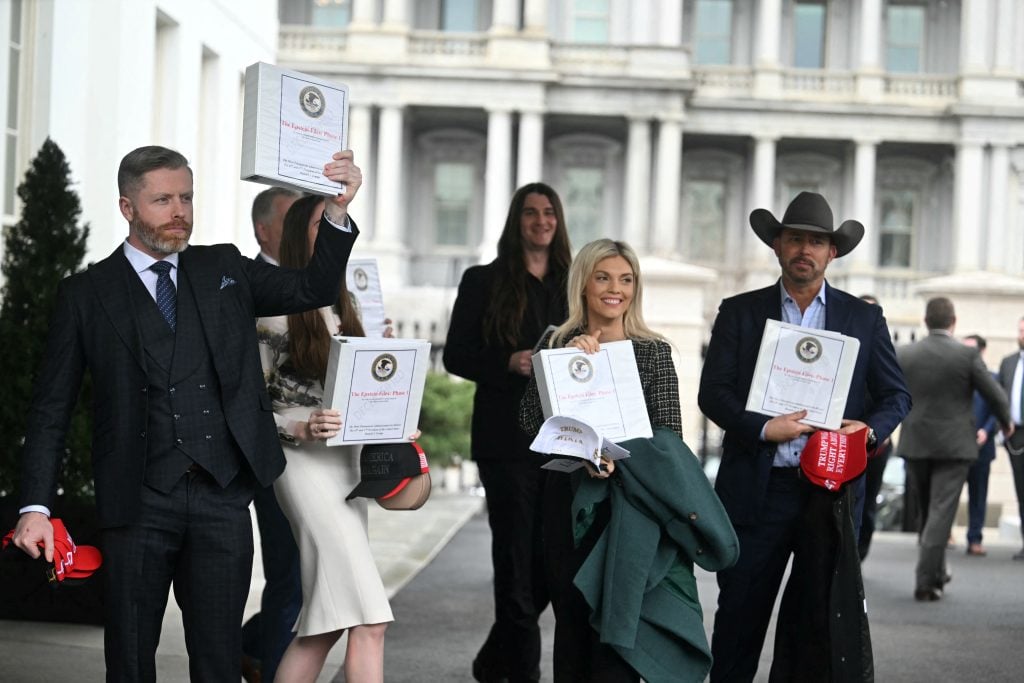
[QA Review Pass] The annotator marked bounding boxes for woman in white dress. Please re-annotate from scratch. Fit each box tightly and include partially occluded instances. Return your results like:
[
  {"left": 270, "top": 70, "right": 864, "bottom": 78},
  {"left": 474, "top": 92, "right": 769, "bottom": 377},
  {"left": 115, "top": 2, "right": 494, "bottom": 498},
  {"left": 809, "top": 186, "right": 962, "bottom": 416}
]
[{"left": 257, "top": 194, "right": 392, "bottom": 683}]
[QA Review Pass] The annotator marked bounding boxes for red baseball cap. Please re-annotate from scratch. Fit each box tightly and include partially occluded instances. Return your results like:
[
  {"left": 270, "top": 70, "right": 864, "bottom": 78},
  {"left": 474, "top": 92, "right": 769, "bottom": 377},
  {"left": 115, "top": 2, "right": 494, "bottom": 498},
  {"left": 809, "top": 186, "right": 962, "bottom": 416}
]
[
  {"left": 2, "top": 517, "right": 103, "bottom": 585},
  {"left": 799, "top": 428, "right": 868, "bottom": 491}
]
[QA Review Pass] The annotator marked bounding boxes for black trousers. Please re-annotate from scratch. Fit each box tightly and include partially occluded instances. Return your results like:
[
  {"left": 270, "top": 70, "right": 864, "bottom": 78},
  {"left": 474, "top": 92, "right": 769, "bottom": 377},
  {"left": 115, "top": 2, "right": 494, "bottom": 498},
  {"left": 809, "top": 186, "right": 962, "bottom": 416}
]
[
  {"left": 543, "top": 473, "right": 639, "bottom": 683},
  {"left": 102, "top": 468, "right": 256, "bottom": 682},
  {"left": 711, "top": 468, "right": 810, "bottom": 683},
  {"left": 474, "top": 459, "right": 550, "bottom": 683}
]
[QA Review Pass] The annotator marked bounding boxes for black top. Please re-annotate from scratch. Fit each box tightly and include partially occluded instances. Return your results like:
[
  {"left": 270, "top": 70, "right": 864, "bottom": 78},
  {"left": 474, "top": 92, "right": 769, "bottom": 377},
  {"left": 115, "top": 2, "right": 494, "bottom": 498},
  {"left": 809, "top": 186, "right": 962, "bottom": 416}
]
[{"left": 443, "top": 261, "right": 568, "bottom": 461}]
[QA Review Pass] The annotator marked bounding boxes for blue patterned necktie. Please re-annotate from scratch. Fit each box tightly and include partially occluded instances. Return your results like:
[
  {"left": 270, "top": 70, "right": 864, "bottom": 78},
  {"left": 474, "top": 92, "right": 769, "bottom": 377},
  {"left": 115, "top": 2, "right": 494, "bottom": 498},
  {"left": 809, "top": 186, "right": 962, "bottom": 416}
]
[{"left": 150, "top": 260, "right": 177, "bottom": 331}]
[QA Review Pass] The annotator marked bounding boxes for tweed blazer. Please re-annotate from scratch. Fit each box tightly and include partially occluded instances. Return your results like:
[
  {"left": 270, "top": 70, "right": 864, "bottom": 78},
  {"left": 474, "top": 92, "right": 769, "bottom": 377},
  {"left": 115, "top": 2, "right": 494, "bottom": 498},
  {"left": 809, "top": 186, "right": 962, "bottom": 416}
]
[
  {"left": 897, "top": 331, "right": 1009, "bottom": 461},
  {"left": 519, "top": 328, "right": 682, "bottom": 440},
  {"left": 19, "top": 220, "right": 358, "bottom": 527}
]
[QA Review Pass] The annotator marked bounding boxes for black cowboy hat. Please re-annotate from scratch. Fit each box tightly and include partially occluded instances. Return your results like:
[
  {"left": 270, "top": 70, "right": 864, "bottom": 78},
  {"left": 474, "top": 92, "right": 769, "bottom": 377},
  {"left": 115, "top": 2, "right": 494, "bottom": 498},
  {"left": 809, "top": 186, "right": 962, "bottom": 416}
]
[{"left": 749, "top": 191, "right": 864, "bottom": 258}]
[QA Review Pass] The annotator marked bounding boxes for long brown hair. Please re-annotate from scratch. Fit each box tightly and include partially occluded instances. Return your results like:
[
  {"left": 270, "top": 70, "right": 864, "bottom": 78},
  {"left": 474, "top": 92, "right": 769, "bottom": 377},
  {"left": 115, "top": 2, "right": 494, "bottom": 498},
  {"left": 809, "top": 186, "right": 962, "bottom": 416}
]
[
  {"left": 483, "top": 183, "right": 572, "bottom": 346},
  {"left": 279, "top": 195, "right": 365, "bottom": 383}
]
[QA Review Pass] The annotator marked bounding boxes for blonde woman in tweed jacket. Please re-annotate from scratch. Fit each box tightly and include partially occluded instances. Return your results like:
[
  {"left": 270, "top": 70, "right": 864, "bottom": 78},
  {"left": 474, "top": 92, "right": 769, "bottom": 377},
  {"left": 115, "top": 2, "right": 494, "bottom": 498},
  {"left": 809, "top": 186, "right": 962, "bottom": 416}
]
[{"left": 520, "top": 238, "right": 681, "bottom": 682}]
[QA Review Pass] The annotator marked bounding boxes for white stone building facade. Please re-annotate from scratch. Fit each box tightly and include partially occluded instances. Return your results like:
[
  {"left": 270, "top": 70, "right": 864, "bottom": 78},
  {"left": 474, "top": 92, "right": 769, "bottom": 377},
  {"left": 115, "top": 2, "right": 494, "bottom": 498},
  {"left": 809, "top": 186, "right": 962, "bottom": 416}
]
[
  {"left": 0, "top": 0, "right": 280, "bottom": 258},
  {"left": 278, "top": 0, "right": 1024, "bottom": 526},
  {"left": 2, "top": 0, "right": 1024, "bottom": 528}
]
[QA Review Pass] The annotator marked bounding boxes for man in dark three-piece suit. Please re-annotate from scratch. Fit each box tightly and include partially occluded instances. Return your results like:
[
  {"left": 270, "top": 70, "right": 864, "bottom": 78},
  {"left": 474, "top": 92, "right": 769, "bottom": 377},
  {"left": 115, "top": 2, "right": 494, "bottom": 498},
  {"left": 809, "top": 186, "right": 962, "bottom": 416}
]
[
  {"left": 997, "top": 316, "right": 1024, "bottom": 561},
  {"left": 11, "top": 145, "right": 361, "bottom": 680},
  {"left": 897, "top": 298, "right": 1011, "bottom": 603},
  {"left": 699, "top": 192, "right": 912, "bottom": 681}
]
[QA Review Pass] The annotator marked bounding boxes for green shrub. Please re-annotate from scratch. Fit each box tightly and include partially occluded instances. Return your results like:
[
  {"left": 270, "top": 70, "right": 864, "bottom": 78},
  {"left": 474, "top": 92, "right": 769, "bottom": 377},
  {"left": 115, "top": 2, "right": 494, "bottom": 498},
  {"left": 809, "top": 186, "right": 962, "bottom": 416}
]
[
  {"left": 417, "top": 371, "right": 473, "bottom": 469},
  {"left": 0, "top": 138, "right": 91, "bottom": 501}
]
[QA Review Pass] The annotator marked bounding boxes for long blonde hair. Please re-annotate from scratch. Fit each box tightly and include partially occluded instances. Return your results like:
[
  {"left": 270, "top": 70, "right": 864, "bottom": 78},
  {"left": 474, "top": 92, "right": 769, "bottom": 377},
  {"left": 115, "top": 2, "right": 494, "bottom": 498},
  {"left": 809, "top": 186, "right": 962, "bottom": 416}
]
[{"left": 550, "top": 239, "right": 662, "bottom": 347}]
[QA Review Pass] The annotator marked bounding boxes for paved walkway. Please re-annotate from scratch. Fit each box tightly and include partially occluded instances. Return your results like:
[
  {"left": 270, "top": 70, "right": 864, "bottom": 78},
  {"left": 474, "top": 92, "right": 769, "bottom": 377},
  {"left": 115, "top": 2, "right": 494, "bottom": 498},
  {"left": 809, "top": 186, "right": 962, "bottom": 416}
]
[
  {"left": 0, "top": 491, "right": 484, "bottom": 683},
  {"left": 2, "top": 492, "right": 1023, "bottom": 682}
]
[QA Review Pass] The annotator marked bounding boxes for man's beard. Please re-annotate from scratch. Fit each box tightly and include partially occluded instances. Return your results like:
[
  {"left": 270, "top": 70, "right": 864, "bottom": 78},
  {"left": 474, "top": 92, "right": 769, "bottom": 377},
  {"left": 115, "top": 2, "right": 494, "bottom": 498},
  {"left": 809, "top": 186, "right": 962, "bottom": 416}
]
[{"left": 132, "top": 216, "right": 192, "bottom": 255}]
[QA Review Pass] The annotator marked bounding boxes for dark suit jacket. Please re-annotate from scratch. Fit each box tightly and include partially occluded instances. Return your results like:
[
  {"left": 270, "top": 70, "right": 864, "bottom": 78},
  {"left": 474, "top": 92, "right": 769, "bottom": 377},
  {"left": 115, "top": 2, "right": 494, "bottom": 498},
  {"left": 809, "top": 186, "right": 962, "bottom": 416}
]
[
  {"left": 999, "top": 351, "right": 1023, "bottom": 424},
  {"left": 973, "top": 372, "right": 1000, "bottom": 463},
  {"left": 443, "top": 262, "right": 567, "bottom": 461},
  {"left": 698, "top": 281, "right": 912, "bottom": 526},
  {"left": 897, "top": 332, "right": 1009, "bottom": 462},
  {"left": 19, "top": 220, "right": 357, "bottom": 527}
]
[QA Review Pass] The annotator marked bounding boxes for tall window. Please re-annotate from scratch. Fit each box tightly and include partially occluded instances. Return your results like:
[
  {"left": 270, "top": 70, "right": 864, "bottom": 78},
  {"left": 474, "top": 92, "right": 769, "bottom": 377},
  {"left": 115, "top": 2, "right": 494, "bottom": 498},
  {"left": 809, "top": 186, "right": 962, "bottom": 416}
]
[
  {"left": 564, "top": 167, "right": 604, "bottom": 246},
  {"left": 793, "top": 1, "right": 826, "bottom": 69},
  {"left": 571, "top": 0, "right": 610, "bottom": 43},
  {"left": 311, "top": 0, "right": 351, "bottom": 27},
  {"left": 685, "top": 180, "right": 726, "bottom": 262},
  {"left": 4, "top": 0, "right": 22, "bottom": 218},
  {"left": 878, "top": 189, "right": 916, "bottom": 267},
  {"left": 886, "top": 4, "right": 925, "bottom": 73},
  {"left": 442, "top": 0, "right": 477, "bottom": 32},
  {"left": 434, "top": 162, "right": 474, "bottom": 246},
  {"left": 694, "top": 0, "right": 732, "bottom": 65}
]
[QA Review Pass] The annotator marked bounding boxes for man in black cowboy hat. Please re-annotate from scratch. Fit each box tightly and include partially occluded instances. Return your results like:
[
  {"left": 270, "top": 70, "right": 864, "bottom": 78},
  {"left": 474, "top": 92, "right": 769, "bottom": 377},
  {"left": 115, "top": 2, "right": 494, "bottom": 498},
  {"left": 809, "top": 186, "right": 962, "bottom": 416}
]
[{"left": 699, "top": 191, "right": 911, "bottom": 681}]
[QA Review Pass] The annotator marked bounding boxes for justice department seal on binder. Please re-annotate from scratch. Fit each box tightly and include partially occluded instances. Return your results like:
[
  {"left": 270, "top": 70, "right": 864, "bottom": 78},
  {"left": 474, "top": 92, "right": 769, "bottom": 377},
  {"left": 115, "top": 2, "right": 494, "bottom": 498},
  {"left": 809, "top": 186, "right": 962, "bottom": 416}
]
[
  {"left": 568, "top": 355, "right": 594, "bottom": 383},
  {"left": 299, "top": 85, "right": 325, "bottom": 118},
  {"left": 372, "top": 353, "right": 397, "bottom": 382},
  {"left": 795, "top": 336, "right": 823, "bottom": 363}
]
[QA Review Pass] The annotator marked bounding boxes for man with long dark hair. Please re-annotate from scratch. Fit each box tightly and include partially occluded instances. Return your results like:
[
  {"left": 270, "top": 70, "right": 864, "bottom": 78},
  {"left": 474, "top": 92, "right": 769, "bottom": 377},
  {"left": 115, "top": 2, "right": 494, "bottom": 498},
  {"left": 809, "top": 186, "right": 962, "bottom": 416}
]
[{"left": 444, "top": 183, "right": 572, "bottom": 682}]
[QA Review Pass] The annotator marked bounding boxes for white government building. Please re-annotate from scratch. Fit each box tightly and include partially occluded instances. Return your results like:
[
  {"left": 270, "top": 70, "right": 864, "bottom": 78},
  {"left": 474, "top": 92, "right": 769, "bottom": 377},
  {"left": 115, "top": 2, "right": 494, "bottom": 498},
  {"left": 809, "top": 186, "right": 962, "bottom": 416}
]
[{"left": 3, "top": 0, "right": 1024, "bottom": 535}]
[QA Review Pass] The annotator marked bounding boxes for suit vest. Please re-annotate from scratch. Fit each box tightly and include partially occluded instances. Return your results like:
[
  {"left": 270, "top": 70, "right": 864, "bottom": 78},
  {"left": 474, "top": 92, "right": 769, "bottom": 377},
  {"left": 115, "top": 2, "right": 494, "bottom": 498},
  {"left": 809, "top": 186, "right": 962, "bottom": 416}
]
[{"left": 130, "top": 264, "right": 243, "bottom": 492}]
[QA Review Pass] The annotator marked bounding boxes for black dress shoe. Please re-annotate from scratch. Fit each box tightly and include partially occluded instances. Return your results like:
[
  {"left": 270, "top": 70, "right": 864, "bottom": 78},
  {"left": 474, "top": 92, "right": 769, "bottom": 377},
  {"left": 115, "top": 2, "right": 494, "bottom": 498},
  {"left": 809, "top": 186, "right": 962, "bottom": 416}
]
[
  {"left": 1013, "top": 549, "right": 1024, "bottom": 561},
  {"left": 914, "top": 587, "right": 943, "bottom": 602}
]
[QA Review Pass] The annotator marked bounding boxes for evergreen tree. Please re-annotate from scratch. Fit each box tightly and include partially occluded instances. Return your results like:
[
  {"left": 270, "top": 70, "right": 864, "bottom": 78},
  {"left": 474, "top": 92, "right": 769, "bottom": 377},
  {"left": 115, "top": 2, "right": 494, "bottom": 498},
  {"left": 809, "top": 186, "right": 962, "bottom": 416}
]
[{"left": 0, "top": 137, "right": 91, "bottom": 501}]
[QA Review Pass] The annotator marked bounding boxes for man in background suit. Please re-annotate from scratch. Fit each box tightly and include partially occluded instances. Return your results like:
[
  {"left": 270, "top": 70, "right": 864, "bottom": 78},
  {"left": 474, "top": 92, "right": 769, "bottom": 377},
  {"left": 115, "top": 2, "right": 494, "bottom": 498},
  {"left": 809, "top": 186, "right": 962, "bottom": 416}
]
[
  {"left": 253, "top": 186, "right": 301, "bottom": 266},
  {"left": 897, "top": 298, "right": 1011, "bottom": 602},
  {"left": 11, "top": 146, "right": 361, "bottom": 680},
  {"left": 243, "top": 185, "right": 302, "bottom": 683},
  {"left": 700, "top": 192, "right": 911, "bottom": 681},
  {"left": 997, "top": 316, "right": 1024, "bottom": 561},
  {"left": 962, "top": 334, "right": 1000, "bottom": 557}
]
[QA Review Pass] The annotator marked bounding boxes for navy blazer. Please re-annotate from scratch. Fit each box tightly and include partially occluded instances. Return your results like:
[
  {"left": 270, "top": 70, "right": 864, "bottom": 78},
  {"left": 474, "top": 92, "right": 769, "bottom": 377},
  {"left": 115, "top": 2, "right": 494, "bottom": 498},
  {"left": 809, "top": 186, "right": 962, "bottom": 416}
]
[
  {"left": 19, "top": 219, "right": 358, "bottom": 527},
  {"left": 698, "top": 281, "right": 911, "bottom": 525}
]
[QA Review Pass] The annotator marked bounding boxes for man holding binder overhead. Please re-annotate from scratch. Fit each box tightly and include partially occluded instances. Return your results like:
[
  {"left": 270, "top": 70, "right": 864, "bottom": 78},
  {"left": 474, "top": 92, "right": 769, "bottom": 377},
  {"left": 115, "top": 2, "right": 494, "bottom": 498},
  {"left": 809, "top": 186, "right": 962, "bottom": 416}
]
[
  {"left": 11, "top": 146, "right": 361, "bottom": 680},
  {"left": 699, "top": 192, "right": 911, "bottom": 682}
]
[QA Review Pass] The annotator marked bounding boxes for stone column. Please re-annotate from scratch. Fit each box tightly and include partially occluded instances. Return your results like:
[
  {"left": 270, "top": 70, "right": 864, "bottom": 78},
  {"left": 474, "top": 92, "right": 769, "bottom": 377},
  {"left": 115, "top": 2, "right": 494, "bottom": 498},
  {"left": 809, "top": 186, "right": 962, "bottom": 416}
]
[
  {"left": 374, "top": 105, "right": 404, "bottom": 247},
  {"left": 658, "top": 0, "right": 683, "bottom": 46},
  {"left": 348, "top": 104, "right": 374, "bottom": 232},
  {"left": 492, "top": 0, "right": 519, "bottom": 33},
  {"left": 753, "top": 0, "right": 782, "bottom": 97},
  {"left": 481, "top": 109, "right": 513, "bottom": 262},
  {"left": 954, "top": 141, "right": 985, "bottom": 271},
  {"left": 382, "top": 0, "right": 409, "bottom": 26},
  {"left": 351, "top": 0, "right": 378, "bottom": 25},
  {"left": 516, "top": 110, "right": 544, "bottom": 187},
  {"left": 652, "top": 117, "right": 682, "bottom": 254},
  {"left": 624, "top": 117, "right": 652, "bottom": 249},
  {"left": 755, "top": 0, "right": 781, "bottom": 67},
  {"left": 748, "top": 136, "right": 777, "bottom": 262},
  {"left": 994, "top": 0, "right": 1015, "bottom": 73},
  {"left": 523, "top": 0, "right": 548, "bottom": 34},
  {"left": 987, "top": 144, "right": 1010, "bottom": 271},
  {"left": 850, "top": 140, "right": 878, "bottom": 270},
  {"left": 960, "top": 0, "right": 990, "bottom": 75},
  {"left": 856, "top": 0, "right": 883, "bottom": 98}
]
